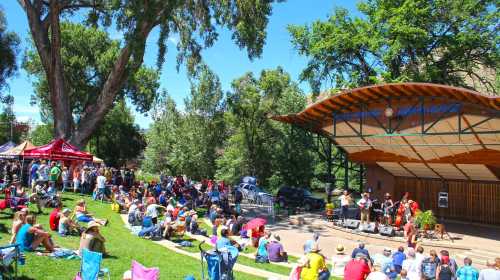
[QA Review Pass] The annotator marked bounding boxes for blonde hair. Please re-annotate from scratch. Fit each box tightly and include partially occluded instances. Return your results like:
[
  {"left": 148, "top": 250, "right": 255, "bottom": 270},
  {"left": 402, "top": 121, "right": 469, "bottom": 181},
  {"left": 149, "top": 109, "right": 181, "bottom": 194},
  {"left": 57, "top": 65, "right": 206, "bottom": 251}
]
[{"left": 26, "top": 215, "right": 36, "bottom": 225}]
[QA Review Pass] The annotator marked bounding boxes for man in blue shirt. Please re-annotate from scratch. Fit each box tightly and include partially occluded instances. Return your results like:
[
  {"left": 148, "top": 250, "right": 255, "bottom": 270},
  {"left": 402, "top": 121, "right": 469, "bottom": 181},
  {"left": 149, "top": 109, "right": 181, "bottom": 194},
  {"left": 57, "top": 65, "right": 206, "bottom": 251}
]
[
  {"left": 392, "top": 246, "right": 406, "bottom": 273},
  {"left": 351, "top": 242, "right": 371, "bottom": 261},
  {"left": 456, "top": 257, "right": 479, "bottom": 280}
]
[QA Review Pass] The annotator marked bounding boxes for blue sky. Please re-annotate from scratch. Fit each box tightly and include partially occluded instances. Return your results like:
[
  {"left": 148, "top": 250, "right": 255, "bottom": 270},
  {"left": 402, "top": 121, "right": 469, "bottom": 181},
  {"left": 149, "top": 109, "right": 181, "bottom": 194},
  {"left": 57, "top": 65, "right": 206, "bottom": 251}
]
[{"left": 2, "top": 0, "right": 361, "bottom": 128}]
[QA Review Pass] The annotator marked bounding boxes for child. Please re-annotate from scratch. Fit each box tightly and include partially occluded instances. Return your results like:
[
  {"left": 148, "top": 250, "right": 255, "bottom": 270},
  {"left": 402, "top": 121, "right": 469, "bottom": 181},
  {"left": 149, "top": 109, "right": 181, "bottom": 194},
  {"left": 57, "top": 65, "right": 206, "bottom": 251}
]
[{"left": 400, "top": 269, "right": 409, "bottom": 280}]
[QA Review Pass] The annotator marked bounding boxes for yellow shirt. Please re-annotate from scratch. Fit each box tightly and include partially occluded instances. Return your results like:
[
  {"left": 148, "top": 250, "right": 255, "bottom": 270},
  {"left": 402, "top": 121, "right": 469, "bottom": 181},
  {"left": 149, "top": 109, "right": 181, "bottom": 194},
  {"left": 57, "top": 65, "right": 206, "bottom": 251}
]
[{"left": 300, "top": 253, "right": 326, "bottom": 280}]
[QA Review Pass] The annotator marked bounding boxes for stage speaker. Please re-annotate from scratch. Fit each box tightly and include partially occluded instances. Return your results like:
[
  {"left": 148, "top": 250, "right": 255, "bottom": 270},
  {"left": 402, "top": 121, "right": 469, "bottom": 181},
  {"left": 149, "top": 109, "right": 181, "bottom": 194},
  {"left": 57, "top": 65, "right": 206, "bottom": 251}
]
[
  {"left": 379, "top": 225, "right": 395, "bottom": 237},
  {"left": 362, "top": 222, "right": 378, "bottom": 234},
  {"left": 344, "top": 219, "right": 360, "bottom": 229}
]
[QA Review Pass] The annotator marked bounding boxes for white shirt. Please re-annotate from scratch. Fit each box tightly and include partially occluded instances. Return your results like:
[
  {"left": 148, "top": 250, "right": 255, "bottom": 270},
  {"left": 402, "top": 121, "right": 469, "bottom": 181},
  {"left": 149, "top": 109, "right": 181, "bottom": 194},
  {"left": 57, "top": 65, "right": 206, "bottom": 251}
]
[
  {"left": 340, "top": 195, "right": 350, "bottom": 207},
  {"left": 331, "top": 254, "right": 350, "bottom": 277},
  {"left": 402, "top": 258, "right": 421, "bottom": 280},
  {"left": 128, "top": 204, "right": 138, "bottom": 215},
  {"left": 146, "top": 204, "right": 160, "bottom": 218},
  {"left": 357, "top": 198, "right": 372, "bottom": 209},
  {"left": 97, "top": 175, "right": 106, "bottom": 189},
  {"left": 367, "top": 271, "right": 389, "bottom": 280},
  {"left": 479, "top": 268, "right": 500, "bottom": 280}
]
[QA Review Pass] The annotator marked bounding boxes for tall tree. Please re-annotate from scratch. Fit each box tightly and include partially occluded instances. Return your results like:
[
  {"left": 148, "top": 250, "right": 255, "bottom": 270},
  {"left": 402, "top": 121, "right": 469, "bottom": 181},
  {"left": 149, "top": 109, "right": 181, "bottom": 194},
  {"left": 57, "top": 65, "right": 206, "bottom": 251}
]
[
  {"left": 217, "top": 67, "right": 312, "bottom": 188},
  {"left": 24, "top": 22, "right": 158, "bottom": 124},
  {"left": 17, "top": 0, "right": 277, "bottom": 148},
  {"left": 142, "top": 93, "right": 181, "bottom": 175},
  {"left": 0, "top": 7, "right": 19, "bottom": 96},
  {"left": 91, "top": 101, "right": 145, "bottom": 167},
  {"left": 288, "top": 0, "right": 499, "bottom": 94}
]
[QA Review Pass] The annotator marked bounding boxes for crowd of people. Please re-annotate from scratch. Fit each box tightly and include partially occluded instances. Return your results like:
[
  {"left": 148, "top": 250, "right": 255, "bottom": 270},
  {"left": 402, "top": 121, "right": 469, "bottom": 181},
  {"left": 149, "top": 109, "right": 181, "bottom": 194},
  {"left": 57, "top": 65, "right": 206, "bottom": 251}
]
[
  {"left": 1, "top": 159, "right": 499, "bottom": 280},
  {"left": 290, "top": 235, "right": 500, "bottom": 280}
]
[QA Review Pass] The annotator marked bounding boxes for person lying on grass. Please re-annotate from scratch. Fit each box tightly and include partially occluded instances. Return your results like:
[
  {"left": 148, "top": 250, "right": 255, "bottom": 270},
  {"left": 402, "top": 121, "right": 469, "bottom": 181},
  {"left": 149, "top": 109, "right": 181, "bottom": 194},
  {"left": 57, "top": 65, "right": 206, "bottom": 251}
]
[
  {"left": 74, "top": 199, "right": 108, "bottom": 225},
  {"left": 59, "top": 208, "right": 82, "bottom": 236},
  {"left": 78, "top": 221, "right": 106, "bottom": 256},
  {"left": 10, "top": 208, "right": 28, "bottom": 244},
  {"left": 16, "top": 214, "right": 55, "bottom": 252}
]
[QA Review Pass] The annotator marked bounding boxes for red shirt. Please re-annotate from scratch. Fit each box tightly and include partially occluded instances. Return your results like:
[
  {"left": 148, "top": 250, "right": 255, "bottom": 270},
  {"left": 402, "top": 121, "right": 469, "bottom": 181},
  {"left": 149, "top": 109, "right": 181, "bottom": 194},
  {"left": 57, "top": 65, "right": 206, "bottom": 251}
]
[
  {"left": 49, "top": 208, "right": 61, "bottom": 231},
  {"left": 344, "top": 259, "right": 370, "bottom": 280}
]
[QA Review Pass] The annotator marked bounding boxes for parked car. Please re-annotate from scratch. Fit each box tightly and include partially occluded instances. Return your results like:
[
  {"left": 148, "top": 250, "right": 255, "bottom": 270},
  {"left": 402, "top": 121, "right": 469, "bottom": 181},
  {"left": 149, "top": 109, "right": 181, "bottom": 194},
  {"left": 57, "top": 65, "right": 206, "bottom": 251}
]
[
  {"left": 276, "top": 186, "right": 325, "bottom": 211},
  {"left": 235, "top": 183, "right": 271, "bottom": 204}
]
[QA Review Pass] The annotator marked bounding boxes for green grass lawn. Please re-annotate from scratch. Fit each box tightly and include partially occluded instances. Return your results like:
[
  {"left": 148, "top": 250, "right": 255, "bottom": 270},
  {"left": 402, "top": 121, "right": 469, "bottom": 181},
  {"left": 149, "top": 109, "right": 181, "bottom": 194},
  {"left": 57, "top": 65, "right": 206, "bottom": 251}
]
[{"left": 0, "top": 193, "right": 264, "bottom": 280}]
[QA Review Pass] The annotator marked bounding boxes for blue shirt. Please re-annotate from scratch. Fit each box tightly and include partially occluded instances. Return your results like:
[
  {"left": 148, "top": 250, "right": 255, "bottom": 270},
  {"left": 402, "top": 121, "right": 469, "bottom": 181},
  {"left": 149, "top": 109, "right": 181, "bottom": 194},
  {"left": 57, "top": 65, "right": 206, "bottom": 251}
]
[
  {"left": 351, "top": 247, "right": 371, "bottom": 260},
  {"left": 304, "top": 239, "right": 315, "bottom": 254},
  {"left": 392, "top": 251, "right": 406, "bottom": 266},
  {"left": 257, "top": 238, "right": 269, "bottom": 257},
  {"left": 16, "top": 224, "right": 33, "bottom": 251},
  {"left": 216, "top": 237, "right": 231, "bottom": 250},
  {"left": 456, "top": 265, "right": 479, "bottom": 280}
]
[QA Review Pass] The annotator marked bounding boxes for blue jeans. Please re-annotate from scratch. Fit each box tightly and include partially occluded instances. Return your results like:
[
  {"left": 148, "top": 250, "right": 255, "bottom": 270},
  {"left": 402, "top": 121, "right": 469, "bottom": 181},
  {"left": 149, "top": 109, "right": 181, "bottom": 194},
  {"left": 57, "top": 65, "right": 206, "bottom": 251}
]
[
  {"left": 319, "top": 270, "right": 330, "bottom": 280},
  {"left": 62, "top": 180, "right": 70, "bottom": 192}
]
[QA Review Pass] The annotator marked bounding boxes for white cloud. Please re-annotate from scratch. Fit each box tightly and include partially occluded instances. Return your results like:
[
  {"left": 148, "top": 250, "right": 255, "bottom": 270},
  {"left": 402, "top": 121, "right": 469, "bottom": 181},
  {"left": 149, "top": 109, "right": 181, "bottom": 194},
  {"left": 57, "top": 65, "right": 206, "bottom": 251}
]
[{"left": 16, "top": 116, "right": 31, "bottom": 122}]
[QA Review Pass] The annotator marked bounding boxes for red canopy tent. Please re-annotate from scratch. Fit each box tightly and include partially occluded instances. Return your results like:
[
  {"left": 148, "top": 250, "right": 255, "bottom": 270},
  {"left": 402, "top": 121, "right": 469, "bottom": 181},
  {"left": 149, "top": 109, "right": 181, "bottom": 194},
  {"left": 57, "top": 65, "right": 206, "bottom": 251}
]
[{"left": 23, "top": 138, "right": 93, "bottom": 161}]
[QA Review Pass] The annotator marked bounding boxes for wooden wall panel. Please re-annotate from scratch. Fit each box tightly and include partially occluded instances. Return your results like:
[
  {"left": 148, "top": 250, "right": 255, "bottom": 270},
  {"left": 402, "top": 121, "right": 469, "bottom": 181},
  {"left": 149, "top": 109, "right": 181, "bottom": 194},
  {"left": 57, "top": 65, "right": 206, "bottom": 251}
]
[{"left": 394, "top": 177, "right": 500, "bottom": 224}]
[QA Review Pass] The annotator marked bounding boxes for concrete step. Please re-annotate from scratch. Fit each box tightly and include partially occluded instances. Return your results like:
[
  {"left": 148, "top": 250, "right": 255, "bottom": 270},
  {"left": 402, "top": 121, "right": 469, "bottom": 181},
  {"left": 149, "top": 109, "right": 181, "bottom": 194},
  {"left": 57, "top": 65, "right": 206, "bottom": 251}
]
[{"left": 456, "top": 253, "right": 488, "bottom": 266}]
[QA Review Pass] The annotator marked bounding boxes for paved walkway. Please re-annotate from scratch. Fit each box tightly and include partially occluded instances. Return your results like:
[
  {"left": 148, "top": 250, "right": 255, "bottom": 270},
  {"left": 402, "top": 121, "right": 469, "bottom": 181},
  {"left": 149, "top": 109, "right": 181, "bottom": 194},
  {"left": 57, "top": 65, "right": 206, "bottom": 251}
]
[{"left": 119, "top": 215, "right": 289, "bottom": 280}]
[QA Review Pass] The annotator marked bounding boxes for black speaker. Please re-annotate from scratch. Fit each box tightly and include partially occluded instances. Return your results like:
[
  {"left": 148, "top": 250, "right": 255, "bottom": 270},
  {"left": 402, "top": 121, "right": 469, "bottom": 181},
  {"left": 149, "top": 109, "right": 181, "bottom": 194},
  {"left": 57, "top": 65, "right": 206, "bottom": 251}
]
[
  {"left": 344, "top": 219, "right": 360, "bottom": 229},
  {"left": 379, "top": 225, "right": 395, "bottom": 237},
  {"left": 362, "top": 222, "right": 378, "bottom": 234}
]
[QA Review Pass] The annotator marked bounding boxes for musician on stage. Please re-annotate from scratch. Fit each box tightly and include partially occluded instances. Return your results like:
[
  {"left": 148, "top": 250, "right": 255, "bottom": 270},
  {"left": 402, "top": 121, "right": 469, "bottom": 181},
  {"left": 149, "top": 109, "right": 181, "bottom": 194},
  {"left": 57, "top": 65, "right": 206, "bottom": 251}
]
[
  {"left": 357, "top": 192, "right": 372, "bottom": 230},
  {"left": 382, "top": 193, "right": 394, "bottom": 225}
]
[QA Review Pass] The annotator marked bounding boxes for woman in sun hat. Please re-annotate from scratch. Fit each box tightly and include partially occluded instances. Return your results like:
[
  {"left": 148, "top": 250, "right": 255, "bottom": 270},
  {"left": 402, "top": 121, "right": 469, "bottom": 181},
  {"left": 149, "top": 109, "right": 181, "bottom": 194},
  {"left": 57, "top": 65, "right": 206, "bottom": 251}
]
[
  {"left": 331, "top": 244, "right": 351, "bottom": 277},
  {"left": 78, "top": 221, "right": 106, "bottom": 255}
]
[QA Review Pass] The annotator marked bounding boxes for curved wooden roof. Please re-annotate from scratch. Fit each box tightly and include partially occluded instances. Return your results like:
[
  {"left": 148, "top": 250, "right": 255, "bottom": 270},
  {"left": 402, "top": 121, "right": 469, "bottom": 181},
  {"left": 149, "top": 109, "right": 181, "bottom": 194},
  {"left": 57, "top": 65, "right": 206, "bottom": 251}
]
[
  {"left": 273, "top": 83, "right": 500, "bottom": 126},
  {"left": 272, "top": 83, "right": 500, "bottom": 182}
]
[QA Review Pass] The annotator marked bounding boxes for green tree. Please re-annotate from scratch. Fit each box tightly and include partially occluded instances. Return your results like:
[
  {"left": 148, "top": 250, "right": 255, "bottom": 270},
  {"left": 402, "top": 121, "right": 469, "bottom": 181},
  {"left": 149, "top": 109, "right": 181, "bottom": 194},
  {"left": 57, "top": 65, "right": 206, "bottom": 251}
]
[
  {"left": 24, "top": 22, "right": 159, "bottom": 127},
  {"left": 29, "top": 123, "right": 54, "bottom": 146},
  {"left": 288, "top": 0, "right": 499, "bottom": 94},
  {"left": 17, "top": 0, "right": 277, "bottom": 148},
  {"left": 90, "top": 101, "right": 145, "bottom": 167},
  {"left": 217, "top": 67, "right": 313, "bottom": 188},
  {"left": 142, "top": 93, "right": 181, "bottom": 175},
  {"left": 0, "top": 7, "right": 19, "bottom": 97},
  {"left": 171, "top": 66, "right": 226, "bottom": 180}
]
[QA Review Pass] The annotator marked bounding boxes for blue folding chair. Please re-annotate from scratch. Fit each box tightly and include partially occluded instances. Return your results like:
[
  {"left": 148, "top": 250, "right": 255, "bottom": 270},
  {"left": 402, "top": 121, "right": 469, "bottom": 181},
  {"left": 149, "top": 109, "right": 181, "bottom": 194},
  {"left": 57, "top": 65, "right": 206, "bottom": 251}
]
[
  {"left": 0, "top": 244, "right": 21, "bottom": 280},
  {"left": 77, "top": 249, "right": 110, "bottom": 280}
]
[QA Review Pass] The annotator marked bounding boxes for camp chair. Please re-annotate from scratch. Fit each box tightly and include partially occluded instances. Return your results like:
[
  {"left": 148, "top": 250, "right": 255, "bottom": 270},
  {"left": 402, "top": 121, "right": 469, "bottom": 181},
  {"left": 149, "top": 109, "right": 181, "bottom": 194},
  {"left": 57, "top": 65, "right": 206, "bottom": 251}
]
[
  {"left": 74, "top": 249, "right": 110, "bottom": 280},
  {"left": 0, "top": 244, "right": 20, "bottom": 279},
  {"left": 131, "top": 260, "right": 160, "bottom": 280}
]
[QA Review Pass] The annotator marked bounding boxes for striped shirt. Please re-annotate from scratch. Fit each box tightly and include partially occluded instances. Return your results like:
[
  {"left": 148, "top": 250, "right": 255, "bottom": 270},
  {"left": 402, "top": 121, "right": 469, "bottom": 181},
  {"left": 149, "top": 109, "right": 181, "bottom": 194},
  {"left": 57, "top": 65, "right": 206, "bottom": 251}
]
[{"left": 456, "top": 265, "right": 479, "bottom": 280}]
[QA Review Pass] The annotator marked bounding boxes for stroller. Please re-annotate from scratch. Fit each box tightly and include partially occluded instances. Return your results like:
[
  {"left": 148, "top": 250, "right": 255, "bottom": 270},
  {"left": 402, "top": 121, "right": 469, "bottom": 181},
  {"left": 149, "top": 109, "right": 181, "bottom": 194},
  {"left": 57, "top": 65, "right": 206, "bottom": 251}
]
[{"left": 199, "top": 242, "right": 238, "bottom": 280}]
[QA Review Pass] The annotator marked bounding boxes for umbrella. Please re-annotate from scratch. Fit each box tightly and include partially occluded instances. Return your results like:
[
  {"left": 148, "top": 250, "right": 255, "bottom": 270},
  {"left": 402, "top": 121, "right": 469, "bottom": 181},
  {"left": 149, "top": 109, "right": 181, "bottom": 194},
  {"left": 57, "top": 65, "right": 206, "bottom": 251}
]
[
  {"left": 0, "top": 141, "right": 16, "bottom": 153},
  {"left": 243, "top": 217, "right": 267, "bottom": 230}
]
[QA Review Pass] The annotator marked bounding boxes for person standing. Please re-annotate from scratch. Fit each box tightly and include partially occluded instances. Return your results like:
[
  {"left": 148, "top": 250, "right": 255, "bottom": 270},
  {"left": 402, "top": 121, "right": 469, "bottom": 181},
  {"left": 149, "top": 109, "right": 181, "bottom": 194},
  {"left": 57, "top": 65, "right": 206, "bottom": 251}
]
[
  {"left": 339, "top": 190, "right": 351, "bottom": 223},
  {"left": 383, "top": 193, "right": 394, "bottom": 225},
  {"left": 73, "top": 166, "right": 81, "bottom": 193},
  {"left": 456, "top": 257, "right": 479, "bottom": 280},
  {"left": 61, "top": 166, "right": 70, "bottom": 192},
  {"left": 29, "top": 160, "right": 40, "bottom": 191},
  {"left": 478, "top": 259, "right": 500, "bottom": 280},
  {"left": 436, "top": 256, "right": 454, "bottom": 280},
  {"left": 49, "top": 162, "right": 61, "bottom": 190},
  {"left": 404, "top": 217, "right": 417, "bottom": 248},
  {"left": 357, "top": 192, "right": 372, "bottom": 230}
]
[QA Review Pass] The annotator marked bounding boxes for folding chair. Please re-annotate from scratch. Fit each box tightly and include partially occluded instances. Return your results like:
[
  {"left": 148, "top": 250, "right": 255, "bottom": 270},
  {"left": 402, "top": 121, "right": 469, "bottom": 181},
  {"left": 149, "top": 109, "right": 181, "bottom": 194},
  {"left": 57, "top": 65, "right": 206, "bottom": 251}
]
[
  {"left": 0, "top": 244, "right": 20, "bottom": 280},
  {"left": 131, "top": 260, "right": 159, "bottom": 280},
  {"left": 74, "top": 249, "right": 110, "bottom": 280}
]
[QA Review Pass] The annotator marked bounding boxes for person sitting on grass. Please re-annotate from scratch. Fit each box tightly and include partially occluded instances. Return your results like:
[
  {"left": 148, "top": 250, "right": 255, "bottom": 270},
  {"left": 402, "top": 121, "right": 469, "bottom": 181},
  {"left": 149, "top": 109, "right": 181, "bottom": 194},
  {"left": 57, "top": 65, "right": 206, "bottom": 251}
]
[
  {"left": 216, "top": 228, "right": 232, "bottom": 250},
  {"left": 74, "top": 199, "right": 107, "bottom": 226},
  {"left": 16, "top": 215, "right": 55, "bottom": 252},
  {"left": 267, "top": 234, "right": 288, "bottom": 263},
  {"left": 48, "top": 207, "right": 61, "bottom": 232},
  {"left": 300, "top": 242, "right": 330, "bottom": 280},
  {"left": 10, "top": 209, "right": 28, "bottom": 244},
  {"left": 58, "top": 208, "right": 82, "bottom": 236},
  {"left": 255, "top": 231, "right": 271, "bottom": 263},
  {"left": 78, "top": 221, "right": 106, "bottom": 256}
]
